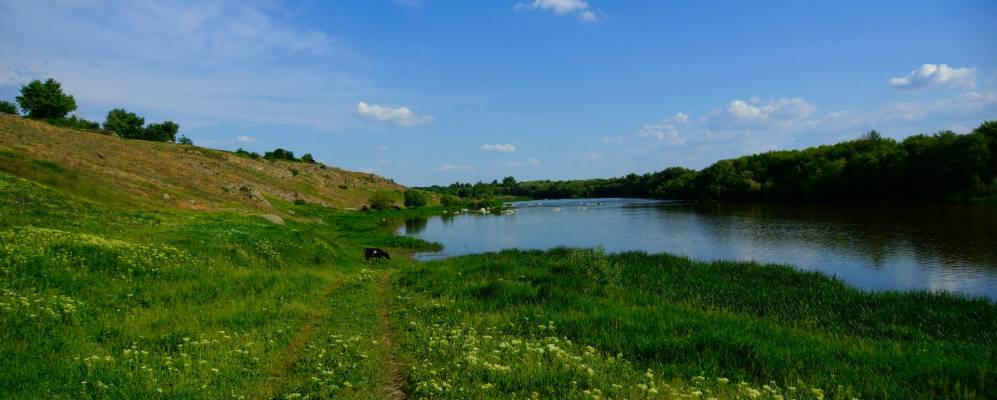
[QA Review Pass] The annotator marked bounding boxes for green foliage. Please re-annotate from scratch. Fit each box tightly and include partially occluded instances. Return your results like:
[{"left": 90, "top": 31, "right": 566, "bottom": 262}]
[
  {"left": 300, "top": 153, "right": 316, "bottom": 163},
  {"left": 177, "top": 135, "right": 193, "bottom": 145},
  {"left": 396, "top": 248, "right": 997, "bottom": 399},
  {"left": 368, "top": 191, "right": 395, "bottom": 210},
  {"left": 44, "top": 115, "right": 101, "bottom": 131},
  {"left": 263, "top": 148, "right": 298, "bottom": 162},
  {"left": 403, "top": 190, "right": 429, "bottom": 208},
  {"left": 103, "top": 108, "right": 145, "bottom": 139},
  {"left": 16, "top": 78, "right": 77, "bottom": 119},
  {"left": 422, "top": 121, "right": 997, "bottom": 202},
  {"left": 235, "top": 148, "right": 260, "bottom": 159},
  {"left": 144, "top": 120, "right": 179, "bottom": 142},
  {"left": 440, "top": 194, "right": 461, "bottom": 207},
  {"left": 0, "top": 100, "right": 17, "bottom": 115}
]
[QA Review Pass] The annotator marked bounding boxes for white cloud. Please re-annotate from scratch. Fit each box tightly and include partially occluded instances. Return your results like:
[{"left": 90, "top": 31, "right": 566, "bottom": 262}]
[
  {"left": 0, "top": 1, "right": 362, "bottom": 132},
  {"left": 355, "top": 101, "right": 433, "bottom": 126},
  {"left": 481, "top": 143, "right": 517, "bottom": 153},
  {"left": 722, "top": 98, "right": 814, "bottom": 122},
  {"left": 514, "top": 0, "right": 600, "bottom": 22},
  {"left": 236, "top": 135, "right": 258, "bottom": 143},
  {"left": 374, "top": 145, "right": 390, "bottom": 152},
  {"left": 889, "top": 64, "right": 975, "bottom": 90},
  {"left": 435, "top": 164, "right": 472, "bottom": 172},
  {"left": 634, "top": 112, "right": 689, "bottom": 144}
]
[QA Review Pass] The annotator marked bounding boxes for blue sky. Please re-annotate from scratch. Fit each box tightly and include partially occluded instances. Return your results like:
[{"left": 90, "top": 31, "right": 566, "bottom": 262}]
[{"left": 1, "top": 0, "right": 995, "bottom": 186}]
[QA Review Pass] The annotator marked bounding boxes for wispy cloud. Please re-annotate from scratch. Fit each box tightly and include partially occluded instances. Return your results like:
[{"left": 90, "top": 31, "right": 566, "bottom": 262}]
[
  {"left": 514, "top": 0, "right": 600, "bottom": 23},
  {"left": 435, "top": 164, "right": 472, "bottom": 172},
  {"left": 481, "top": 143, "right": 517, "bottom": 153},
  {"left": 0, "top": 0, "right": 361, "bottom": 131},
  {"left": 237, "top": 135, "right": 259, "bottom": 143},
  {"left": 356, "top": 101, "right": 434, "bottom": 126},
  {"left": 889, "top": 64, "right": 975, "bottom": 90}
]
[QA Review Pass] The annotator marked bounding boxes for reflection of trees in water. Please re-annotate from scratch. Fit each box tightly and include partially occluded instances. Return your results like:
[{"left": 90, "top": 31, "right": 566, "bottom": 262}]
[
  {"left": 405, "top": 217, "right": 428, "bottom": 234},
  {"left": 675, "top": 202, "right": 997, "bottom": 271}
]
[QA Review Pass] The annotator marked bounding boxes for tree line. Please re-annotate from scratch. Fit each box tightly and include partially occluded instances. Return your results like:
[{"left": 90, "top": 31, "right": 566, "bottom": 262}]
[
  {"left": 1, "top": 78, "right": 190, "bottom": 144},
  {"left": 422, "top": 122, "right": 997, "bottom": 202}
]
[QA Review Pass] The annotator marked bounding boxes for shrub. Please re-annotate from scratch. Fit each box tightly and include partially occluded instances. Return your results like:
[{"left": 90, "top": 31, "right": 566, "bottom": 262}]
[
  {"left": 440, "top": 195, "right": 462, "bottom": 207},
  {"left": 103, "top": 109, "right": 145, "bottom": 139},
  {"left": 293, "top": 199, "right": 306, "bottom": 205},
  {"left": 289, "top": 168, "right": 299, "bottom": 177},
  {"left": 301, "top": 153, "right": 316, "bottom": 163},
  {"left": 177, "top": 135, "right": 193, "bottom": 145},
  {"left": 404, "top": 190, "right": 428, "bottom": 208},
  {"left": 16, "top": 78, "right": 77, "bottom": 119},
  {"left": 264, "top": 148, "right": 298, "bottom": 162},
  {"left": 45, "top": 115, "right": 100, "bottom": 130},
  {"left": 145, "top": 121, "right": 179, "bottom": 142},
  {"left": 368, "top": 191, "right": 395, "bottom": 210},
  {"left": 0, "top": 100, "right": 17, "bottom": 115}
]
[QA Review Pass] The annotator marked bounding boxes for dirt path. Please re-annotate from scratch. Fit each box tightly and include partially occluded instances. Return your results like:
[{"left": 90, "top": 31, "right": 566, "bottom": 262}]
[
  {"left": 253, "top": 278, "right": 341, "bottom": 400},
  {"left": 378, "top": 270, "right": 408, "bottom": 400}
]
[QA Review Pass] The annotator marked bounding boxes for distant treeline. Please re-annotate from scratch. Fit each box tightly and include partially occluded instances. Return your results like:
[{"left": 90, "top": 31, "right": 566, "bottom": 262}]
[{"left": 422, "top": 122, "right": 997, "bottom": 202}]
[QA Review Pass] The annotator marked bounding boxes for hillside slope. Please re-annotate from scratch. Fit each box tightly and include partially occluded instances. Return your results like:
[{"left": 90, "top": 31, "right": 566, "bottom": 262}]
[{"left": 0, "top": 114, "right": 403, "bottom": 213}]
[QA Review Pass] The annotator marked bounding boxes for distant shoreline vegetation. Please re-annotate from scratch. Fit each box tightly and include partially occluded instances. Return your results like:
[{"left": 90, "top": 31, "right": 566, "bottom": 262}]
[{"left": 422, "top": 122, "right": 997, "bottom": 203}]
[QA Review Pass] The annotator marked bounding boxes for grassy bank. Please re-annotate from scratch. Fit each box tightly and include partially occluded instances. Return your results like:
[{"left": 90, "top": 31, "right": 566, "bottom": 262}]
[
  {"left": 391, "top": 248, "right": 997, "bottom": 399},
  {"left": 4, "top": 164, "right": 997, "bottom": 399},
  {"left": 0, "top": 171, "right": 432, "bottom": 399}
]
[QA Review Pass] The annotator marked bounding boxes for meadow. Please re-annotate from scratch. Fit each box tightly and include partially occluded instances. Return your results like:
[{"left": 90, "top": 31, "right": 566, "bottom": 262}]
[{"left": 3, "top": 165, "right": 996, "bottom": 399}]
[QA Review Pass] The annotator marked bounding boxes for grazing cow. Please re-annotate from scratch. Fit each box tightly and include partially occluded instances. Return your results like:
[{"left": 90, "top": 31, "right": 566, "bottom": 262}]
[{"left": 364, "top": 247, "right": 390, "bottom": 262}]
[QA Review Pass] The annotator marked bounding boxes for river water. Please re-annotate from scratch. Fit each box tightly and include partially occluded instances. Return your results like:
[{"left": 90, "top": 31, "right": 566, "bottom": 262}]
[{"left": 398, "top": 198, "right": 997, "bottom": 299}]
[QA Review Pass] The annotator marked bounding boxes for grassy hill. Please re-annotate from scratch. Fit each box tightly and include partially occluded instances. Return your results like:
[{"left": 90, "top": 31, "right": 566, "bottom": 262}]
[
  {"left": 2, "top": 113, "right": 995, "bottom": 399},
  {"left": 0, "top": 114, "right": 403, "bottom": 214}
]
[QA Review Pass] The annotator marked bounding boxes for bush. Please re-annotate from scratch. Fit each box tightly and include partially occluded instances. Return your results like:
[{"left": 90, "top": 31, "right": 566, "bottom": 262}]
[
  {"left": 145, "top": 121, "right": 179, "bottom": 142},
  {"left": 16, "top": 78, "right": 76, "bottom": 119},
  {"left": 440, "top": 195, "right": 462, "bottom": 207},
  {"left": 404, "top": 190, "right": 428, "bottom": 208},
  {"left": 0, "top": 100, "right": 17, "bottom": 115},
  {"left": 45, "top": 115, "right": 101, "bottom": 131},
  {"left": 301, "top": 153, "right": 316, "bottom": 163},
  {"left": 368, "top": 191, "right": 395, "bottom": 210},
  {"left": 293, "top": 199, "right": 306, "bottom": 205},
  {"left": 177, "top": 135, "right": 193, "bottom": 145},
  {"left": 264, "top": 148, "right": 298, "bottom": 162},
  {"left": 103, "top": 109, "right": 145, "bottom": 139}
]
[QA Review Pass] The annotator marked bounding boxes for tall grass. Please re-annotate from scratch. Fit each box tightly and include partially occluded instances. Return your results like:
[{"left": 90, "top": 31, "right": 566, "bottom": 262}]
[{"left": 393, "top": 248, "right": 997, "bottom": 399}]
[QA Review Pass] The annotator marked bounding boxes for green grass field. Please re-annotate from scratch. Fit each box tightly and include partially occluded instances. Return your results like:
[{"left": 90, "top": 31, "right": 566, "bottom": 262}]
[{"left": 2, "top": 168, "right": 996, "bottom": 399}]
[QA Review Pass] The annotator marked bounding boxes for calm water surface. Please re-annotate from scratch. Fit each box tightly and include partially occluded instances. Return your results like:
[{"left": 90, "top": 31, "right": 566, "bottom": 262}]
[{"left": 398, "top": 198, "right": 997, "bottom": 300}]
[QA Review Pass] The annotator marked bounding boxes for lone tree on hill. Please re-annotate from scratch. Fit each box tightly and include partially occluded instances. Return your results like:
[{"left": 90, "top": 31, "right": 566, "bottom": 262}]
[
  {"left": 103, "top": 109, "right": 145, "bottom": 139},
  {"left": 0, "top": 100, "right": 17, "bottom": 115},
  {"left": 16, "top": 78, "right": 77, "bottom": 119}
]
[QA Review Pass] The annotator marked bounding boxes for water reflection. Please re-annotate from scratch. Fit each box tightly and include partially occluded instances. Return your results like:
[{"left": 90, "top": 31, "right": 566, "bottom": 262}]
[
  {"left": 404, "top": 217, "right": 428, "bottom": 235},
  {"left": 399, "top": 198, "right": 997, "bottom": 299}
]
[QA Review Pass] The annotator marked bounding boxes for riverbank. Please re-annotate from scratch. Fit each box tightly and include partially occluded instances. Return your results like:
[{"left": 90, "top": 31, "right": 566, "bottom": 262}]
[
  {"left": 391, "top": 248, "right": 997, "bottom": 399},
  {"left": 3, "top": 170, "right": 996, "bottom": 399}
]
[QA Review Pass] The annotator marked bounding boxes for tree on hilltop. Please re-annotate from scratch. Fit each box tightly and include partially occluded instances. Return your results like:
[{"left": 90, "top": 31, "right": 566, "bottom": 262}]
[
  {"left": 103, "top": 109, "right": 145, "bottom": 139},
  {"left": 16, "top": 79, "right": 77, "bottom": 119}
]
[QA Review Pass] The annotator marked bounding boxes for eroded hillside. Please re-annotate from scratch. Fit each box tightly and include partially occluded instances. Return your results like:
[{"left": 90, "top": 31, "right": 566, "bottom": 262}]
[{"left": 0, "top": 114, "right": 404, "bottom": 214}]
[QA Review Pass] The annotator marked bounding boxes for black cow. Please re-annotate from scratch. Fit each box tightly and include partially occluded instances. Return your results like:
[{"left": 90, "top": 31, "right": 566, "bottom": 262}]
[{"left": 363, "top": 247, "right": 390, "bottom": 262}]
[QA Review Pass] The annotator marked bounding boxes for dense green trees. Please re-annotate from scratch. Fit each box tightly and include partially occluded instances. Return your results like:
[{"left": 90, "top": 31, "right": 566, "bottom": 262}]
[
  {"left": 103, "top": 109, "right": 145, "bottom": 138},
  {"left": 404, "top": 190, "right": 429, "bottom": 208},
  {"left": 264, "top": 148, "right": 297, "bottom": 161},
  {"left": 424, "top": 121, "right": 997, "bottom": 202},
  {"left": 102, "top": 109, "right": 180, "bottom": 142},
  {"left": 144, "top": 121, "right": 179, "bottom": 142},
  {"left": 0, "top": 100, "right": 17, "bottom": 115},
  {"left": 16, "top": 79, "right": 77, "bottom": 119}
]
